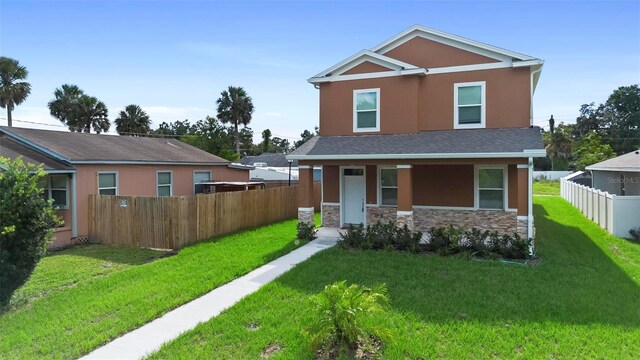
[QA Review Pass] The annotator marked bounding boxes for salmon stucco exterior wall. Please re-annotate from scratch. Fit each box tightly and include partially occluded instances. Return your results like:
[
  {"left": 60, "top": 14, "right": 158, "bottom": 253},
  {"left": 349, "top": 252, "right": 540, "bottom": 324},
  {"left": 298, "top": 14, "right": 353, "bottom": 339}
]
[
  {"left": 68, "top": 164, "right": 248, "bottom": 245},
  {"left": 319, "top": 67, "right": 530, "bottom": 136}
]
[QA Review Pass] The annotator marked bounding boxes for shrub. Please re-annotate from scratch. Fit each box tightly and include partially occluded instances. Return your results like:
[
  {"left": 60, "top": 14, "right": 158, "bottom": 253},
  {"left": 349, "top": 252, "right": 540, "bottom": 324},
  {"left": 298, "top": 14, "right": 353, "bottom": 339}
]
[
  {"left": 296, "top": 222, "right": 317, "bottom": 242},
  {"left": 629, "top": 227, "right": 640, "bottom": 242},
  {"left": 306, "top": 281, "right": 392, "bottom": 357},
  {"left": 391, "top": 224, "right": 422, "bottom": 253},
  {"left": 426, "top": 225, "right": 464, "bottom": 255},
  {"left": 337, "top": 222, "right": 422, "bottom": 253},
  {"left": 0, "top": 157, "right": 59, "bottom": 307},
  {"left": 504, "top": 233, "right": 532, "bottom": 259},
  {"left": 337, "top": 224, "right": 367, "bottom": 250},
  {"left": 464, "top": 228, "right": 491, "bottom": 256}
]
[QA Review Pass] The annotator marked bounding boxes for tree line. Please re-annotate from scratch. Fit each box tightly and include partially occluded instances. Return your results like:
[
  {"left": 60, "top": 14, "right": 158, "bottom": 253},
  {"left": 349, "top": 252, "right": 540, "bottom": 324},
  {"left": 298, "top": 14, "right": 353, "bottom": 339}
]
[
  {"left": 0, "top": 56, "right": 316, "bottom": 162},
  {"left": 540, "top": 84, "right": 639, "bottom": 171}
]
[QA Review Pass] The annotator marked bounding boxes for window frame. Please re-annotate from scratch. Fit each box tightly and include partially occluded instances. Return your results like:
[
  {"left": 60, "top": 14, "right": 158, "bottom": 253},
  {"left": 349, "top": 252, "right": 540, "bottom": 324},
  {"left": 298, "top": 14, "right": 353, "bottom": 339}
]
[
  {"left": 474, "top": 165, "right": 507, "bottom": 211},
  {"left": 156, "top": 170, "right": 173, "bottom": 197},
  {"left": 97, "top": 171, "right": 119, "bottom": 196},
  {"left": 193, "top": 170, "right": 212, "bottom": 194},
  {"left": 353, "top": 88, "right": 381, "bottom": 133},
  {"left": 453, "top": 81, "right": 486, "bottom": 129},
  {"left": 377, "top": 165, "right": 398, "bottom": 207},
  {"left": 41, "top": 175, "right": 69, "bottom": 209}
]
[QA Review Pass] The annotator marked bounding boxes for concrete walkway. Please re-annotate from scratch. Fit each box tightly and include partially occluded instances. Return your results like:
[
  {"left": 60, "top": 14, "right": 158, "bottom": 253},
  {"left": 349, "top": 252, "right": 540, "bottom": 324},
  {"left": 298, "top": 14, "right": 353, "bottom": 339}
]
[{"left": 82, "top": 228, "right": 340, "bottom": 360}]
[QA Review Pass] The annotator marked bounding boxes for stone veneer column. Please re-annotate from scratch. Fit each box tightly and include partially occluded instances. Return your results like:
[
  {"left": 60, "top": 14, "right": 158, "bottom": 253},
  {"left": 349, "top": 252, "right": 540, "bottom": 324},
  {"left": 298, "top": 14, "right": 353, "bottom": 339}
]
[
  {"left": 298, "top": 165, "right": 315, "bottom": 225},
  {"left": 396, "top": 165, "right": 414, "bottom": 230}
]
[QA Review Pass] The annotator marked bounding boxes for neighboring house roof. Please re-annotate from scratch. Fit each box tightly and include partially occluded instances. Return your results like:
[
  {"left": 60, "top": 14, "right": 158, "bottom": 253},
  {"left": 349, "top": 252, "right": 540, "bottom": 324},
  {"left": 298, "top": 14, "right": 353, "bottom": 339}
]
[
  {"left": 0, "top": 135, "right": 75, "bottom": 171},
  {"left": 586, "top": 150, "right": 640, "bottom": 172},
  {"left": 240, "top": 153, "right": 298, "bottom": 167},
  {"left": 0, "top": 126, "right": 230, "bottom": 165},
  {"left": 287, "top": 128, "right": 545, "bottom": 160},
  {"left": 250, "top": 167, "right": 299, "bottom": 181},
  {"left": 309, "top": 25, "right": 543, "bottom": 84}
]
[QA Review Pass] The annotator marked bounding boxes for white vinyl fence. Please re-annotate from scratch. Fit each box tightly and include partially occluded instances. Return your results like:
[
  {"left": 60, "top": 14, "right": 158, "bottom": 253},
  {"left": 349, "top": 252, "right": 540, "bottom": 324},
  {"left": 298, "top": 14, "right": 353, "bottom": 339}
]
[{"left": 561, "top": 174, "right": 640, "bottom": 238}]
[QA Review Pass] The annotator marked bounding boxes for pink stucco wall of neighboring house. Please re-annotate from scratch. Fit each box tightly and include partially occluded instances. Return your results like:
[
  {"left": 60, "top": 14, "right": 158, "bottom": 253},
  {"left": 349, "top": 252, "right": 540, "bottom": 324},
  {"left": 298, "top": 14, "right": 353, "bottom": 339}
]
[{"left": 49, "top": 164, "right": 249, "bottom": 248}]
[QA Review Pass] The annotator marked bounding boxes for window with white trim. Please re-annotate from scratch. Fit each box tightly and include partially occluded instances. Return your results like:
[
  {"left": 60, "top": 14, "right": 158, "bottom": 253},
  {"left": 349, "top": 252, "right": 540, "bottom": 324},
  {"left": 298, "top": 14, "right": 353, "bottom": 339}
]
[
  {"left": 193, "top": 170, "right": 211, "bottom": 193},
  {"left": 98, "top": 172, "right": 118, "bottom": 195},
  {"left": 477, "top": 167, "right": 504, "bottom": 210},
  {"left": 454, "top": 82, "right": 485, "bottom": 128},
  {"left": 379, "top": 167, "right": 398, "bottom": 206},
  {"left": 353, "top": 88, "right": 380, "bottom": 132},
  {"left": 39, "top": 175, "right": 68, "bottom": 208},
  {"left": 157, "top": 171, "right": 172, "bottom": 196}
]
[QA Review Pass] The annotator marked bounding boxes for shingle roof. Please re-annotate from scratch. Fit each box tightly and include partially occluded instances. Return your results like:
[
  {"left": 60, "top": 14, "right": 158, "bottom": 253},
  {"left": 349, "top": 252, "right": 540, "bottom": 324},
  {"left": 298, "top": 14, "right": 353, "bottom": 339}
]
[
  {"left": 0, "top": 135, "right": 74, "bottom": 171},
  {"left": 239, "top": 153, "right": 298, "bottom": 167},
  {"left": 288, "top": 127, "right": 545, "bottom": 159},
  {"left": 586, "top": 150, "right": 640, "bottom": 172},
  {"left": 0, "top": 127, "right": 230, "bottom": 164}
]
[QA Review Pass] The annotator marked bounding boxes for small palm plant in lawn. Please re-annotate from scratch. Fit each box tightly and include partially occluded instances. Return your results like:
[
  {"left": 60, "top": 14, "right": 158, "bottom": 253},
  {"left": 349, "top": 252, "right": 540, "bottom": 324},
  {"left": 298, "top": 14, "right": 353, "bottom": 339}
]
[{"left": 306, "top": 281, "right": 393, "bottom": 359}]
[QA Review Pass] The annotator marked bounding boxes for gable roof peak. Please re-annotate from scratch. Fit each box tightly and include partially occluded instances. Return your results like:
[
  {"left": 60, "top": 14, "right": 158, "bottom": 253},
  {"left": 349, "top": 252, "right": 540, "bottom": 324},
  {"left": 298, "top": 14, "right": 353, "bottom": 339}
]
[{"left": 372, "top": 24, "right": 538, "bottom": 62}]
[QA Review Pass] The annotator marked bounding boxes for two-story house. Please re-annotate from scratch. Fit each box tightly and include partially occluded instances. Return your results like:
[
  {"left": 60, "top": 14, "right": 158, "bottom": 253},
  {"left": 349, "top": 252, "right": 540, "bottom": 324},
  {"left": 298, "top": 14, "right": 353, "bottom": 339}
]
[{"left": 289, "top": 25, "right": 546, "bottom": 242}]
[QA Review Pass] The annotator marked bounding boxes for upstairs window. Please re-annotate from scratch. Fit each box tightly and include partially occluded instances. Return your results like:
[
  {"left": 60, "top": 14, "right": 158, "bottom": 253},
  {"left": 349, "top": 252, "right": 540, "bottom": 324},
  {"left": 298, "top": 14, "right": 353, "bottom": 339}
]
[
  {"left": 98, "top": 172, "right": 118, "bottom": 195},
  {"left": 454, "top": 82, "right": 485, "bottom": 129},
  {"left": 157, "top": 171, "right": 173, "bottom": 196},
  {"left": 353, "top": 88, "right": 380, "bottom": 132}
]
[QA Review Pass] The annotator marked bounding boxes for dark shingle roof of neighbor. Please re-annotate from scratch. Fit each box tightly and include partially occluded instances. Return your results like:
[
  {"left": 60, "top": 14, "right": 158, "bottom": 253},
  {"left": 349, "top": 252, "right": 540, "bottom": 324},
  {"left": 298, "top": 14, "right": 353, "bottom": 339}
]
[
  {"left": 586, "top": 150, "right": 640, "bottom": 172},
  {"left": 239, "top": 153, "right": 298, "bottom": 167},
  {"left": 0, "top": 126, "right": 230, "bottom": 164},
  {"left": 289, "top": 127, "right": 545, "bottom": 158},
  {"left": 0, "top": 135, "right": 75, "bottom": 170}
]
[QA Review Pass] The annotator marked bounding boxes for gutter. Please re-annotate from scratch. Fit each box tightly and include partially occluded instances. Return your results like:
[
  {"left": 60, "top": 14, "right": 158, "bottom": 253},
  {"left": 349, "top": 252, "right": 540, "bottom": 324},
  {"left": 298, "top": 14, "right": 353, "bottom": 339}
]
[{"left": 287, "top": 149, "right": 547, "bottom": 161}]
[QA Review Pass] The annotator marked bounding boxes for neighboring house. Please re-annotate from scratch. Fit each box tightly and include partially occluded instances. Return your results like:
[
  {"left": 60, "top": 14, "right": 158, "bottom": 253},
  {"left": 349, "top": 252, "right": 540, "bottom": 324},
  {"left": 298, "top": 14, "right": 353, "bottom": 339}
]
[
  {"left": 289, "top": 25, "right": 546, "bottom": 242},
  {"left": 0, "top": 126, "right": 250, "bottom": 248},
  {"left": 586, "top": 150, "right": 640, "bottom": 195},
  {"left": 240, "top": 153, "right": 321, "bottom": 181}
]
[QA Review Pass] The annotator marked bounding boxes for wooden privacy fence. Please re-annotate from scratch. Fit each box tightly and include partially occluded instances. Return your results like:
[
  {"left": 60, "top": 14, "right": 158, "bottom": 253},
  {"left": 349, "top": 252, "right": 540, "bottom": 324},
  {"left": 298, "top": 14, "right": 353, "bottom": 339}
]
[
  {"left": 88, "top": 183, "right": 320, "bottom": 249},
  {"left": 561, "top": 175, "right": 640, "bottom": 238}
]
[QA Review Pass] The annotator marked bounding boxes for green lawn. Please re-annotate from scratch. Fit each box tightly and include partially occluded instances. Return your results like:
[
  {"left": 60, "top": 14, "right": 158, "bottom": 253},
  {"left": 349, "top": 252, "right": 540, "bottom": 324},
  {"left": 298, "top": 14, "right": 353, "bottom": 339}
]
[
  {"left": 149, "top": 197, "right": 640, "bottom": 359},
  {"left": 0, "top": 217, "right": 311, "bottom": 359},
  {"left": 5, "top": 244, "right": 167, "bottom": 312},
  {"left": 533, "top": 179, "right": 560, "bottom": 195}
]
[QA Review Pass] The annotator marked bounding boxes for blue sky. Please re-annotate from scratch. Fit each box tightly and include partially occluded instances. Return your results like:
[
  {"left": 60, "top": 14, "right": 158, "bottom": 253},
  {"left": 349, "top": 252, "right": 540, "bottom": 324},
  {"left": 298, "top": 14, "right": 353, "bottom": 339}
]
[{"left": 1, "top": 0, "right": 639, "bottom": 142}]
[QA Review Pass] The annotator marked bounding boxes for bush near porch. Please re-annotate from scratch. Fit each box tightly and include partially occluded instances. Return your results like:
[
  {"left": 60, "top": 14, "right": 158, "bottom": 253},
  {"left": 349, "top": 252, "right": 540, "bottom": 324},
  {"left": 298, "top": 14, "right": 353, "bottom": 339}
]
[{"left": 147, "top": 197, "right": 640, "bottom": 359}]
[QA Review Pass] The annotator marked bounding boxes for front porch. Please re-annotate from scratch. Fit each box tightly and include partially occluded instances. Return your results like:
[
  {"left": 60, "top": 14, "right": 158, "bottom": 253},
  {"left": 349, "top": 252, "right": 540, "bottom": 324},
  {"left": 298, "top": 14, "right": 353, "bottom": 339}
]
[{"left": 297, "top": 159, "right": 534, "bottom": 240}]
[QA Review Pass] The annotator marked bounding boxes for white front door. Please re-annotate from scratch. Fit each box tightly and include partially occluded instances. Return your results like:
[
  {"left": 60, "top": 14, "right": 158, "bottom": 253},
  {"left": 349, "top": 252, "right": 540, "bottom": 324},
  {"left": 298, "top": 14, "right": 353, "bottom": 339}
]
[{"left": 342, "top": 168, "right": 365, "bottom": 225}]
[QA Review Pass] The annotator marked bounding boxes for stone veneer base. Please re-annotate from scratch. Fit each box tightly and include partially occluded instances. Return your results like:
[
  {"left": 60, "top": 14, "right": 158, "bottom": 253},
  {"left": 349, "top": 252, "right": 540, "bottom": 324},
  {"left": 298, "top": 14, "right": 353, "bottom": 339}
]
[
  {"left": 298, "top": 207, "right": 314, "bottom": 225},
  {"left": 321, "top": 205, "right": 530, "bottom": 239}
]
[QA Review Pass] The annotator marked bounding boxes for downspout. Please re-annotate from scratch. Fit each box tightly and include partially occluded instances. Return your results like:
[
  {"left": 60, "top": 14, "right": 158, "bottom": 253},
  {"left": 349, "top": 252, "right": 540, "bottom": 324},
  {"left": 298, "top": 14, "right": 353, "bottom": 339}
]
[
  {"left": 71, "top": 173, "right": 78, "bottom": 238},
  {"left": 530, "top": 65, "right": 543, "bottom": 126},
  {"left": 528, "top": 157, "right": 534, "bottom": 254}
]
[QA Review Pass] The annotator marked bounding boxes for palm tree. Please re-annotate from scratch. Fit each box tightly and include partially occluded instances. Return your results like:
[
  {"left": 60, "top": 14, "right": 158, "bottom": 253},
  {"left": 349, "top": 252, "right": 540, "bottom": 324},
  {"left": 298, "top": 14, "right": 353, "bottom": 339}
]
[
  {"left": 0, "top": 57, "right": 31, "bottom": 127},
  {"left": 545, "top": 131, "right": 573, "bottom": 171},
  {"left": 74, "top": 96, "right": 110, "bottom": 133},
  {"left": 115, "top": 105, "right": 151, "bottom": 136},
  {"left": 216, "top": 86, "right": 254, "bottom": 154},
  {"left": 48, "top": 84, "right": 85, "bottom": 129}
]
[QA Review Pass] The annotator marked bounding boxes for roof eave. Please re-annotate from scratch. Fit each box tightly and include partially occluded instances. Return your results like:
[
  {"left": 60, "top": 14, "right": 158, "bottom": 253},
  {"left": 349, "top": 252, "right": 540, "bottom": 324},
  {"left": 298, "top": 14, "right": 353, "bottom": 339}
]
[{"left": 288, "top": 149, "right": 546, "bottom": 161}]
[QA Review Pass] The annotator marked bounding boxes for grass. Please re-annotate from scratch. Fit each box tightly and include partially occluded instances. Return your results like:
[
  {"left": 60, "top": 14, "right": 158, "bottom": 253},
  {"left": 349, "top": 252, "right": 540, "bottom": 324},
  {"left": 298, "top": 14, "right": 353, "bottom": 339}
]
[
  {"left": 5, "top": 245, "right": 167, "bottom": 311},
  {"left": 149, "top": 197, "right": 640, "bottom": 359},
  {"left": 0, "top": 216, "right": 317, "bottom": 359},
  {"left": 533, "top": 179, "right": 560, "bottom": 195}
]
